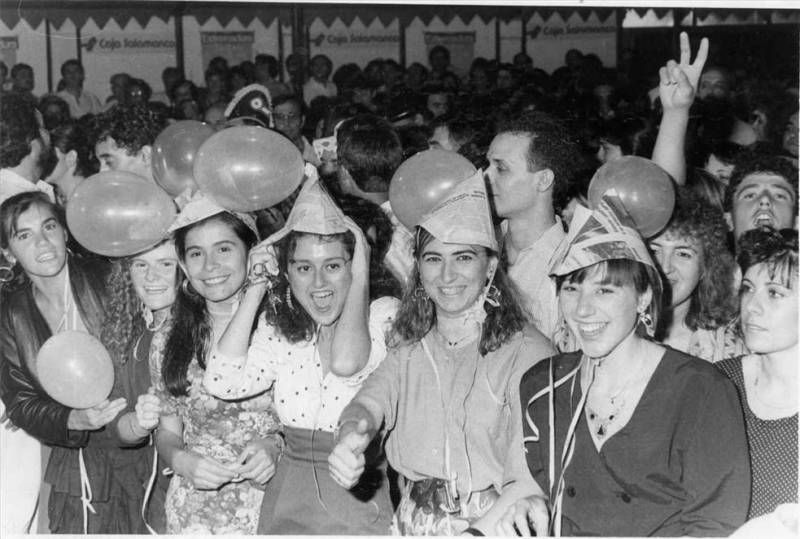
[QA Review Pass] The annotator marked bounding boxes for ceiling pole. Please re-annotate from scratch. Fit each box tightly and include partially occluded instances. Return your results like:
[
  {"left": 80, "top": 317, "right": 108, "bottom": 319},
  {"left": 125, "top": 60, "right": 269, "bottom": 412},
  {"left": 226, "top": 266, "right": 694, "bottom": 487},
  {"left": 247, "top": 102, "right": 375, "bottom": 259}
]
[
  {"left": 45, "top": 17, "right": 53, "bottom": 93},
  {"left": 174, "top": 3, "right": 185, "bottom": 78}
]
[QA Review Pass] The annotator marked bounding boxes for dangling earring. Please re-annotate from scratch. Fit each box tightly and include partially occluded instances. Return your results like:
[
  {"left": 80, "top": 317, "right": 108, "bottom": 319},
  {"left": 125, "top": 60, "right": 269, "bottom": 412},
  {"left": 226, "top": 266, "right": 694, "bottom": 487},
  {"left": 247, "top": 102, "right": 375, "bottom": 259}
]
[
  {"left": 285, "top": 287, "right": 294, "bottom": 311},
  {"left": 485, "top": 285, "right": 501, "bottom": 308},
  {"left": 638, "top": 311, "right": 655, "bottom": 338}
]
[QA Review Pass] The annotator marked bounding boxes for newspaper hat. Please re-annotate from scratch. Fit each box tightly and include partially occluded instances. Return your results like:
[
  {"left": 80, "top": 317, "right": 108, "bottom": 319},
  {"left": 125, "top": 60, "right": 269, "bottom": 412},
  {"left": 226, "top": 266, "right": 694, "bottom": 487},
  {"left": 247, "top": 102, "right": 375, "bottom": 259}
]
[
  {"left": 168, "top": 190, "right": 258, "bottom": 239},
  {"left": 549, "top": 190, "right": 656, "bottom": 277},
  {"left": 417, "top": 170, "right": 498, "bottom": 251},
  {"left": 262, "top": 176, "right": 348, "bottom": 246}
]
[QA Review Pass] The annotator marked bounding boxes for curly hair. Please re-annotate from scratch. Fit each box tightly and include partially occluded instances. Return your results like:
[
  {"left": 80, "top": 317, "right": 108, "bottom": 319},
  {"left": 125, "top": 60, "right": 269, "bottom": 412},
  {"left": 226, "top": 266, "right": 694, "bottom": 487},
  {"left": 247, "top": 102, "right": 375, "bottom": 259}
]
[
  {"left": 724, "top": 154, "right": 798, "bottom": 213},
  {"left": 653, "top": 190, "right": 738, "bottom": 332},
  {"left": 496, "top": 111, "right": 582, "bottom": 213},
  {"left": 737, "top": 227, "right": 798, "bottom": 288},
  {"left": 91, "top": 102, "right": 168, "bottom": 153},
  {"left": 100, "top": 258, "right": 142, "bottom": 366},
  {"left": 162, "top": 212, "right": 257, "bottom": 396},
  {"left": 389, "top": 227, "right": 527, "bottom": 355},
  {"left": 259, "top": 230, "right": 355, "bottom": 344}
]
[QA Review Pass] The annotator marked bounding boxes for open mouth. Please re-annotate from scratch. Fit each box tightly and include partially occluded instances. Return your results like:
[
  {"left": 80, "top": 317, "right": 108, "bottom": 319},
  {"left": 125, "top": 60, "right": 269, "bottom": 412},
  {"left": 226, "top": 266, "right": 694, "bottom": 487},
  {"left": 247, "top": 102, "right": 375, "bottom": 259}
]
[
  {"left": 202, "top": 275, "right": 229, "bottom": 286},
  {"left": 577, "top": 322, "right": 607, "bottom": 338},
  {"left": 36, "top": 252, "right": 57, "bottom": 263},
  {"left": 144, "top": 286, "right": 168, "bottom": 294},
  {"left": 754, "top": 212, "right": 774, "bottom": 227},
  {"left": 438, "top": 286, "right": 466, "bottom": 297},
  {"left": 310, "top": 291, "right": 334, "bottom": 311}
]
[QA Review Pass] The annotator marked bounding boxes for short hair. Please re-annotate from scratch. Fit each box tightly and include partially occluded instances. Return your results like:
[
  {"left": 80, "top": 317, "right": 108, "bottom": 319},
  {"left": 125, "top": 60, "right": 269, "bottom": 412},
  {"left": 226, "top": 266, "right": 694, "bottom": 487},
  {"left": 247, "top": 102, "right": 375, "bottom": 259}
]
[
  {"left": 60, "top": 59, "right": 83, "bottom": 76},
  {"left": 91, "top": 102, "right": 168, "bottom": 153},
  {"left": 428, "top": 45, "right": 450, "bottom": 63},
  {"left": 556, "top": 258, "right": 663, "bottom": 339},
  {"left": 737, "top": 227, "right": 797, "bottom": 289},
  {"left": 724, "top": 154, "right": 799, "bottom": 212},
  {"left": 310, "top": 54, "right": 333, "bottom": 71},
  {"left": 0, "top": 93, "right": 40, "bottom": 168},
  {"left": 255, "top": 54, "right": 280, "bottom": 79},
  {"left": 37, "top": 93, "right": 71, "bottom": 131},
  {"left": 337, "top": 114, "right": 403, "bottom": 192},
  {"left": 496, "top": 111, "right": 583, "bottom": 212},
  {"left": 10, "top": 63, "right": 32, "bottom": 79},
  {"left": 49, "top": 120, "right": 99, "bottom": 179},
  {"left": 272, "top": 93, "right": 305, "bottom": 116},
  {"left": 655, "top": 190, "right": 738, "bottom": 331},
  {"left": 597, "top": 116, "right": 655, "bottom": 158}
]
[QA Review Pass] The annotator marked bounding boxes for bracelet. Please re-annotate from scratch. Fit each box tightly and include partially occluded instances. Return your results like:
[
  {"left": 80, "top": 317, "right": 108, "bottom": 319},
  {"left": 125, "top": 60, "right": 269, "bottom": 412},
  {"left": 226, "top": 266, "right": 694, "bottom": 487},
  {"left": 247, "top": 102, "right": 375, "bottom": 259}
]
[{"left": 463, "top": 527, "right": 485, "bottom": 536}]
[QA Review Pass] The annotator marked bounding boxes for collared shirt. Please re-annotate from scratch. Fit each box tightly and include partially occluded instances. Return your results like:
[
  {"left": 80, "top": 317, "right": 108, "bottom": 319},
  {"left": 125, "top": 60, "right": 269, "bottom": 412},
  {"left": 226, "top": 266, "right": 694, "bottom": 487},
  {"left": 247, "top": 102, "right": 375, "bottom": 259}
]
[
  {"left": 505, "top": 218, "right": 566, "bottom": 343},
  {"left": 0, "top": 168, "right": 55, "bottom": 207},
  {"left": 354, "top": 327, "right": 553, "bottom": 497},
  {"left": 57, "top": 89, "right": 103, "bottom": 118},
  {"left": 303, "top": 78, "right": 337, "bottom": 106},
  {"left": 204, "top": 297, "right": 398, "bottom": 432}
]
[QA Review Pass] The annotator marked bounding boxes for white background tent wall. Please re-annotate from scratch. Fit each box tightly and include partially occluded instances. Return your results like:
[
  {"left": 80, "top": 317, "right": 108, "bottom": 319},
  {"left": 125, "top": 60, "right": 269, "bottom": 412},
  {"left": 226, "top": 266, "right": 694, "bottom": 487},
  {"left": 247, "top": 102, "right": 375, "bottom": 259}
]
[{"left": 0, "top": 2, "right": 797, "bottom": 106}]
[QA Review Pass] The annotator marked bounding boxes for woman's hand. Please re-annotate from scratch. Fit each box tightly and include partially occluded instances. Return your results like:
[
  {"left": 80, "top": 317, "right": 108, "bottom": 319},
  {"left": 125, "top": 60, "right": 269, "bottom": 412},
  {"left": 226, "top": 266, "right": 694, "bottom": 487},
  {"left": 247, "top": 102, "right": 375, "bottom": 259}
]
[
  {"left": 233, "top": 439, "right": 279, "bottom": 489},
  {"left": 328, "top": 418, "right": 371, "bottom": 489},
  {"left": 67, "top": 397, "right": 127, "bottom": 431},
  {"left": 659, "top": 32, "right": 709, "bottom": 112},
  {"left": 134, "top": 390, "right": 161, "bottom": 432},
  {"left": 172, "top": 449, "right": 237, "bottom": 490},
  {"left": 495, "top": 495, "right": 550, "bottom": 537},
  {"left": 243, "top": 241, "right": 280, "bottom": 297},
  {"left": 343, "top": 216, "right": 371, "bottom": 283}
]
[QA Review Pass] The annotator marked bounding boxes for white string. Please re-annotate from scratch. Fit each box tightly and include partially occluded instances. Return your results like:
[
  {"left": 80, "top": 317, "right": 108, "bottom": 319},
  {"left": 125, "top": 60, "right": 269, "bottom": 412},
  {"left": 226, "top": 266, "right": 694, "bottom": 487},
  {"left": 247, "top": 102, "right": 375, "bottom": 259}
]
[
  {"left": 78, "top": 447, "right": 96, "bottom": 534},
  {"left": 140, "top": 439, "right": 159, "bottom": 534}
]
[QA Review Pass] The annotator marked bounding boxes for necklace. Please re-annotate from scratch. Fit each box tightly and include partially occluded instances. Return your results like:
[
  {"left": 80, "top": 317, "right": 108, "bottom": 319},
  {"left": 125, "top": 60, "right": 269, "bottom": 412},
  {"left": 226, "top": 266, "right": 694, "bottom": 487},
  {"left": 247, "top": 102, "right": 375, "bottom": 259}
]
[
  {"left": 434, "top": 327, "right": 475, "bottom": 348},
  {"left": 583, "top": 357, "right": 634, "bottom": 438}
]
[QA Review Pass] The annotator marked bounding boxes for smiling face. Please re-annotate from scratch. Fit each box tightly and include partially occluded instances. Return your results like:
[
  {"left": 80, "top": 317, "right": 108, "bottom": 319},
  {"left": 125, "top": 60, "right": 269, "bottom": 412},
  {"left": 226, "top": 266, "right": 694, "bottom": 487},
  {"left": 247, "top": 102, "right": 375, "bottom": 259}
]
[
  {"left": 649, "top": 231, "right": 703, "bottom": 311},
  {"left": 559, "top": 263, "right": 651, "bottom": 360},
  {"left": 731, "top": 173, "right": 796, "bottom": 240},
  {"left": 739, "top": 262, "right": 798, "bottom": 355},
  {"left": 130, "top": 241, "right": 179, "bottom": 313},
  {"left": 418, "top": 236, "right": 497, "bottom": 319},
  {"left": 287, "top": 234, "right": 352, "bottom": 327},
  {"left": 4, "top": 203, "right": 68, "bottom": 279},
  {"left": 181, "top": 219, "right": 249, "bottom": 304}
]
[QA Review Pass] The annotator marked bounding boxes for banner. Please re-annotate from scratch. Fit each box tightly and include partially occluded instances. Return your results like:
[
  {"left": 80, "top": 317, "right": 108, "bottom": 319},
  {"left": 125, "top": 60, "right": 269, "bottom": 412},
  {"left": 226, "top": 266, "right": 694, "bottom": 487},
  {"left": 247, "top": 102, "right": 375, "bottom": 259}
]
[
  {"left": 525, "top": 12, "right": 617, "bottom": 72},
  {"left": 0, "top": 36, "right": 18, "bottom": 67},
  {"left": 81, "top": 32, "right": 175, "bottom": 55},
  {"left": 308, "top": 18, "right": 400, "bottom": 69},
  {"left": 423, "top": 31, "right": 475, "bottom": 77},
  {"left": 200, "top": 31, "right": 255, "bottom": 68}
]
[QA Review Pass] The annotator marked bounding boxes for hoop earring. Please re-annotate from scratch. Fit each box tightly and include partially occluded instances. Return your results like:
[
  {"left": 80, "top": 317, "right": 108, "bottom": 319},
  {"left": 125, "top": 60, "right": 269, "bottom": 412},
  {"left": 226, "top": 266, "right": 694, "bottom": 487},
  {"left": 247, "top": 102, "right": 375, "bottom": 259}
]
[
  {"left": 638, "top": 311, "right": 654, "bottom": 338},
  {"left": 0, "top": 264, "right": 14, "bottom": 284},
  {"left": 181, "top": 280, "right": 197, "bottom": 297},
  {"left": 285, "top": 286, "right": 294, "bottom": 311},
  {"left": 485, "top": 285, "right": 501, "bottom": 308}
]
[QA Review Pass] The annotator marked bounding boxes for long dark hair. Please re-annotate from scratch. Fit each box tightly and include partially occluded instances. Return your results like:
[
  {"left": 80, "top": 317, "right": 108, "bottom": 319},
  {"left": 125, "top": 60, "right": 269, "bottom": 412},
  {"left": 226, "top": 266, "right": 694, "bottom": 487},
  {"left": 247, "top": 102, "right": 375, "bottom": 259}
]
[
  {"left": 260, "top": 230, "right": 355, "bottom": 344},
  {"left": 390, "top": 227, "right": 528, "bottom": 355},
  {"left": 162, "top": 212, "right": 257, "bottom": 396}
]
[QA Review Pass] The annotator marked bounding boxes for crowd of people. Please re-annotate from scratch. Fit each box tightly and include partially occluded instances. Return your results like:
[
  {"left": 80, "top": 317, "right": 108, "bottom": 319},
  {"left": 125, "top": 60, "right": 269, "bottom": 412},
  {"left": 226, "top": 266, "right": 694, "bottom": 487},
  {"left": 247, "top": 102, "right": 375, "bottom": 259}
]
[{"left": 0, "top": 29, "right": 797, "bottom": 537}]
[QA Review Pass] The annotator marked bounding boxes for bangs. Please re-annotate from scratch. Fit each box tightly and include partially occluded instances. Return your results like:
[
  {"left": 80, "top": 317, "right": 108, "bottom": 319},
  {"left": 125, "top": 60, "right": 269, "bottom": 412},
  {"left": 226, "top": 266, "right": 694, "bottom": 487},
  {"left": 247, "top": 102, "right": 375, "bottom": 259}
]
[
  {"left": 560, "top": 259, "right": 644, "bottom": 290},
  {"left": 761, "top": 256, "right": 798, "bottom": 290}
]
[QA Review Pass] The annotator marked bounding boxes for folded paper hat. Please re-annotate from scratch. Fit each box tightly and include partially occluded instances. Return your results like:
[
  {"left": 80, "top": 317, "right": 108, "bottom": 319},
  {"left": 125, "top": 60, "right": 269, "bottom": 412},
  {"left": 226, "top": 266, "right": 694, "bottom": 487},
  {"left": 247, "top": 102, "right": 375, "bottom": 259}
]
[
  {"left": 168, "top": 190, "right": 259, "bottom": 239},
  {"left": 417, "top": 169, "right": 498, "bottom": 251},
  {"left": 548, "top": 190, "right": 656, "bottom": 277},
  {"left": 224, "top": 84, "right": 273, "bottom": 128},
  {"left": 262, "top": 176, "right": 348, "bottom": 246}
]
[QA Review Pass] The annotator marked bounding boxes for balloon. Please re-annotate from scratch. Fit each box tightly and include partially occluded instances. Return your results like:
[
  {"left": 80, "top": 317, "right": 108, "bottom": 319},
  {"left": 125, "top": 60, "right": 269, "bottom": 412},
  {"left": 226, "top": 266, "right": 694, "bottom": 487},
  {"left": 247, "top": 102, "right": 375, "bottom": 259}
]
[
  {"left": 587, "top": 156, "right": 676, "bottom": 238},
  {"left": 66, "top": 171, "right": 177, "bottom": 257},
  {"left": 193, "top": 126, "right": 304, "bottom": 212},
  {"left": 389, "top": 149, "right": 477, "bottom": 229},
  {"left": 152, "top": 120, "right": 216, "bottom": 197},
  {"left": 36, "top": 331, "right": 114, "bottom": 409}
]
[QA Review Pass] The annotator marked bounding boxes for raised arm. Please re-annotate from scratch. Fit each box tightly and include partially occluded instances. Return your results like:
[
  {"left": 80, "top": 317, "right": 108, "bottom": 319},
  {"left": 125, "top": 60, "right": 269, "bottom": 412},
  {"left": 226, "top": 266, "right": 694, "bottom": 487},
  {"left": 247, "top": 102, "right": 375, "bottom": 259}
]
[
  {"left": 651, "top": 32, "right": 709, "bottom": 186},
  {"left": 329, "top": 217, "right": 371, "bottom": 377}
]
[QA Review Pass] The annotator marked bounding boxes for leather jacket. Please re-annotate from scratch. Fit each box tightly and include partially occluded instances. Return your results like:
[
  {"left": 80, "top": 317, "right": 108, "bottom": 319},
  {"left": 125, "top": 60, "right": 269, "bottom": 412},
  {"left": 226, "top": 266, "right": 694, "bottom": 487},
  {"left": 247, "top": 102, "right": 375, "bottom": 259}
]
[{"left": 0, "top": 256, "right": 109, "bottom": 447}]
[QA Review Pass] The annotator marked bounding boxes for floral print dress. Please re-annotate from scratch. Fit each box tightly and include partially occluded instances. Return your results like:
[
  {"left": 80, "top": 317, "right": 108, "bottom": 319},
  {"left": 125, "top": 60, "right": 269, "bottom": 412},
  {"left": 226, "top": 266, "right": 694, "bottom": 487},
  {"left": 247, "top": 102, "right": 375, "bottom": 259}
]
[{"left": 149, "top": 325, "right": 281, "bottom": 534}]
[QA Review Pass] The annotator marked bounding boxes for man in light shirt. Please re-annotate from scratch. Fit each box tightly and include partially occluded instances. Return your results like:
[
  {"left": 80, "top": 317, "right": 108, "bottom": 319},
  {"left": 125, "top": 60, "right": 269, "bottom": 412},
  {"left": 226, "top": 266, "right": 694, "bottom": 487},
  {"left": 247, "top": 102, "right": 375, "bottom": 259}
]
[
  {"left": 57, "top": 60, "right": 103, "bottom": 119},
  {"left": 303, "top": 54, "right": 337, "bottom": 106}
]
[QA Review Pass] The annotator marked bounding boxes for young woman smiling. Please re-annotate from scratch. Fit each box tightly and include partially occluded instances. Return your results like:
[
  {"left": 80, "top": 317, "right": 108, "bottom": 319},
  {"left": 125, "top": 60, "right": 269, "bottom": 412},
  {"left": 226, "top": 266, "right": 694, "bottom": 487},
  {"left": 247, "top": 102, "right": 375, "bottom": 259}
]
[{"left": 204, "top": 179, "right": 396, "bottom": 534}]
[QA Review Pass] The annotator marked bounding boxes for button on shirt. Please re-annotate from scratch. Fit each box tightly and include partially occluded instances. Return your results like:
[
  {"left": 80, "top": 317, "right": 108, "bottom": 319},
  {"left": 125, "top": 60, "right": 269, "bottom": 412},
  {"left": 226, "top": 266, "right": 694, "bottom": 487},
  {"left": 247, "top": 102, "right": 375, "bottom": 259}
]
[{"left": 204, "top": 297, "right": 398, "bottom": 432}]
